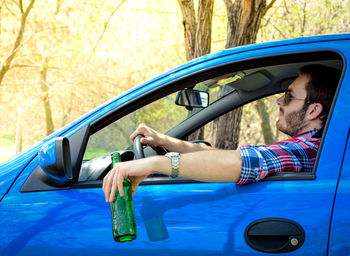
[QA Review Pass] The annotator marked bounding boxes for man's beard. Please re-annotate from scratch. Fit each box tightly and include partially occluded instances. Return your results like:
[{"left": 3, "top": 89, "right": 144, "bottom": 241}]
[{"left": 277, "top": 107, "right": 308, "bottom": 137}]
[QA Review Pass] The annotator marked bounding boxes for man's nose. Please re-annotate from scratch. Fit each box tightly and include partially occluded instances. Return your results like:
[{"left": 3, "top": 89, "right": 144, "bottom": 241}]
[{"left": 277, "top": 94, "right": 284, "bottom": 106}]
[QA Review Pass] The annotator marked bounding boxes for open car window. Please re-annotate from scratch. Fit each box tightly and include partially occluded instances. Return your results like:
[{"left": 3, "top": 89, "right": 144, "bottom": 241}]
[
  {"left": 83, "top": 92, "right": 188, "bottom": 160},
  {"left": 77, "top": 51, "right": 343, "bottom": 183}
]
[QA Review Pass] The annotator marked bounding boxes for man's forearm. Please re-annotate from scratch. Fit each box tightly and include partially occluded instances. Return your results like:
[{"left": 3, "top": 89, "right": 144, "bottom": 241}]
[
  {"left": 103, "top": 148, "right": 242, "bottom": 202},
  {"left": 160, "top": 135, "right": 214, "bottom": 153},
  {"left": 151, "top": 149, "right": 242, "bottom": 183}
]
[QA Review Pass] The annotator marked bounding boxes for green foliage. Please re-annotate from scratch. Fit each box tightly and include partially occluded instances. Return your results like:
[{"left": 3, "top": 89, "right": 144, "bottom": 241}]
[
  {"left": 84, "top": 147, "right": 110, "bottom": 160},
  {"left": 240, "top": 94, "right": 288, "bottom": 146},
  {"left": 193, "top": 82, "right": 209, "bottom": 91},
  {"left": 258, "top": 0, "right": 350, "bottom": 42},
  {"left": 1, "top": 0, "right": 349, "bottom": 162},
  {"left": 83, "top": 92, "right": 188, "bottom": 160}
]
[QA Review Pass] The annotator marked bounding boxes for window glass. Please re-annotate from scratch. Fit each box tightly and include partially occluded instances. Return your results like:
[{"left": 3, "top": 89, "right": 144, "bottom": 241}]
[
  {"left": 83, "top": 72, "right": 246, "bottom": 161},
  {"left": 192, "top": 93, "right": 288, "bottom": 148},
  {"left": 193, "top": 73, "right": 242, "bottom": 106},
  {"left": 83, "top": 92, "right": 188, "bottom": 160},
  {"left": 239, "top": 93, "right": 289, "bottom": 146}
]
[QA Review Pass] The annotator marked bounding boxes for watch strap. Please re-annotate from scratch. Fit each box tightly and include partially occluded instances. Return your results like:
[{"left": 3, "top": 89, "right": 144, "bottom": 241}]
[{"left": 165, "top": 152, "right": 180, "bottom": 178}]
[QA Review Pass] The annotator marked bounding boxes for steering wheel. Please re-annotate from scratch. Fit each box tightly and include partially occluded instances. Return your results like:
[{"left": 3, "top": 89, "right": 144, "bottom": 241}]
[
  {"left": 133, "top": 135, "right": 145, "bottom": 159},
  {"left": 133, "top": 135, "right": 167, "bottom": 159}
]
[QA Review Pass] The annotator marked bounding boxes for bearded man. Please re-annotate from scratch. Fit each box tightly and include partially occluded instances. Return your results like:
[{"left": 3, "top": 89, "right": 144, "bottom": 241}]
[{"left": 103, "top": 64, "right": 340, "bottom": 201}]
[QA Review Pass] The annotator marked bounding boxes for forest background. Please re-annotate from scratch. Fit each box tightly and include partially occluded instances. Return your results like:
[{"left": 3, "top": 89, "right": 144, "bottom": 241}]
[{"left": 1, "top": 0, "right": 350, "bottom": 163}]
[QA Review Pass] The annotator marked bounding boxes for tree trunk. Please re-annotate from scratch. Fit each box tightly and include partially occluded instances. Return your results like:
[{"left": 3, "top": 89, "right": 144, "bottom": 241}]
[
  {"left": 178, "top": 0, "right": 214, "bottom": 141},
  {"left": 41, "top": 57, "right": 54, "bottom": 136},
  {"left": 177, "top": 0, "right": 197, "bottom": 61},
  {"left": 15, "top": 107, "right": 23, "bottom": 154},
  {"left": 213, "top": 0, "right": 276, "bottom": 149},
  {"left": 194, "top": 0, "right": 214, "bottom": 58},
  {"left": 178, "top": 0, "right": 214, "bottom": 59},
  {"left": 213, "top": 103, "right": 243, "bottom": 149},
  {"left": 255, "top": 99, "right": 276, "bottom": 144}
]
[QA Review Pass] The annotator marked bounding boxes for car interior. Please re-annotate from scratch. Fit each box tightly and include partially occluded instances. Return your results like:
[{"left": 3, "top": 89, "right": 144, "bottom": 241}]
[{"left": 20, "top": 50, "right": 344, "bottom": 192}]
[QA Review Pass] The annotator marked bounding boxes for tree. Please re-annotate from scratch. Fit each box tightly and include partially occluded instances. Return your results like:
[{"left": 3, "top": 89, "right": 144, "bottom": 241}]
[
  {"left": 178, "top": 0, "right": 214, "bottom": 60},
  {"left": 213, "top": 0, "right": 276, "bottom": 149},
  {"left": 179, "top": 0, "right": 276, "bottom": 148},
  {"left": 38, "top": 0, "right": 127, "bottom": 136},
  {"left": 40, "top": 56, "right": 54, "bottom": 135},
  {"left": 178, "top": 0, "right": 214, "bottom": 140},
  {"left": 0, "top": 0, "right": 36, "bottom": 87}
]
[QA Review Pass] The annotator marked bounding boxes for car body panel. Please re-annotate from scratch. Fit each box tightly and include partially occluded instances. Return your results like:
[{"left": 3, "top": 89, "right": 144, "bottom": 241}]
[
  {"left": 0, "top": 159, "right": 342, "bottom": 255},
  {"left": 0, "top": 34, "right": 350, "bottom": 255},
  {"left": 0, "top": 148, "right": 38, "bottom": 201},
  {"left": 329, "top": 129, "right": 350, "bottom": 255}
]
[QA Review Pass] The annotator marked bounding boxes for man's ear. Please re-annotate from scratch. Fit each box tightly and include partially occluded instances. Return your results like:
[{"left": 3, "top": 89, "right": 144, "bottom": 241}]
[{"left": 307, "top": 103, "right": 323, "bottom": 121}]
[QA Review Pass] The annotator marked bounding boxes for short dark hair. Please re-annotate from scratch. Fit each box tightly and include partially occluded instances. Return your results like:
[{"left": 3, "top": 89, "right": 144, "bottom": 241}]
[{"left": 299, "top": 64, "right": 341, "bottom": 125}]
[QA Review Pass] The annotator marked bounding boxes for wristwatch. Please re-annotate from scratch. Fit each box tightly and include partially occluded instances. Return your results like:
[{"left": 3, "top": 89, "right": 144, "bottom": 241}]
[{"left": 165, "top": 152, "right": 181, "bottom": 178}]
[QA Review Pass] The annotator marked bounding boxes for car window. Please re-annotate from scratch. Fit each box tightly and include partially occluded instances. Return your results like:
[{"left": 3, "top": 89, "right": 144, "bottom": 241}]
[
  {"left": 82, "top": 73, "right": 245, "bottom": 163},
  {"left": 190, "top": 93, "right": 289, "bottom": 147},
  {"left": 192, "top": 72, "right": 243, "bottom": 107},
  {"left": 83, "top": 92, "right": 188, "bottom": 161},
  {"left": 78, "top": 76, "right": 243, "bottom": 182},
  {"left": 78, "top": 54, "right": 343, "bottom": 183}
]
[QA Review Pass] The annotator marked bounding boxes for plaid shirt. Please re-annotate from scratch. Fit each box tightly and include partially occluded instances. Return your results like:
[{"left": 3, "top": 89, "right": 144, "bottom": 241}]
[{"left": 237, "top": 130, "right": 320, "bottom": 184}]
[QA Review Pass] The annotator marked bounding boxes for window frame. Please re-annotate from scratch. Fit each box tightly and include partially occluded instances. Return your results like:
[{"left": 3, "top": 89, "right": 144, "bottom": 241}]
[{"left": 20, "top": 50, "right": 345, "bottom": 192}]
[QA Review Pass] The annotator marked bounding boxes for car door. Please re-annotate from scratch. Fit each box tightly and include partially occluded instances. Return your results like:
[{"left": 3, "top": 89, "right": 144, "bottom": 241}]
[
  {"left": 328, "top": 128, "right": 350, "bottom": 256},
  {"left": 1, "top": 122, "right": 345, "bottom": 256},
  {"left": 0, "top": 47, "right": 348, "bottom": 256}
]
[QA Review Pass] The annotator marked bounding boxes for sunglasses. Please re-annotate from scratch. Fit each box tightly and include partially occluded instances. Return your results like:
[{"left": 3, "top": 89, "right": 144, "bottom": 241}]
[{"left": 283, "top": 90, "right": 313, "bottom": 106}]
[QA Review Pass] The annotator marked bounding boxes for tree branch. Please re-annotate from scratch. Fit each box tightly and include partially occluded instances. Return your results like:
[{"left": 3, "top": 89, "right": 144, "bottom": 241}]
[
  {"left": 264, "top": 0, "right": 277, "bottom": 16},
  {"left": 55, "top": 0, "right": 64, "bottom": 15},
  {"left": 301, "top": 0, "right": 307, "bottom": 36},
  {"left": 19, "top": 0, "right": 24, "bottom": 13},
  {"left": 91, "top": 0, "right": 127, "bottom": 56},
  {"left": 11, "top": 64, "right": 65, "bottom": 69},
  {"left": 76, "top": 0, "right": 127, "bottom": 73},
  {"left": 0, "top": 0, "right": 5, "bottom": 9},
  {"left": 0, "top": 0, "right": 36, "bottom": 86}
]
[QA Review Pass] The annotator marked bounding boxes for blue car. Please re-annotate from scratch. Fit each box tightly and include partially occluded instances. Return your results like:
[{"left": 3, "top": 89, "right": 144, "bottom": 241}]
[{"left": 1, "top": 34, "right": 349, "bottom": 255}]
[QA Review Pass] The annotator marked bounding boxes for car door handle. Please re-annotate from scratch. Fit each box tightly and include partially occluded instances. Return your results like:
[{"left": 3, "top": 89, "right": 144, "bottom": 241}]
[{"left": 245, "top": 218, "right": 305, "bottom": 253}]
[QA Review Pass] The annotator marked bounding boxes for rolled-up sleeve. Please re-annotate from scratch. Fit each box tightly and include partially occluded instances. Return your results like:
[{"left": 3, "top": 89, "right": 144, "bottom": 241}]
[
  {"left": 237, "top": 145, "right": 280, "bottom": 184},
  {"left": 236, "top": 135, "right": 319, "bottom": 184}
]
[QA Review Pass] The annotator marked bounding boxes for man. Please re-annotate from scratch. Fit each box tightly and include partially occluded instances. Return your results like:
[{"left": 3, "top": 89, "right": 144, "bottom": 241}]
[{"left": 103, "top": 64, "right": 340, "bottom": 202}]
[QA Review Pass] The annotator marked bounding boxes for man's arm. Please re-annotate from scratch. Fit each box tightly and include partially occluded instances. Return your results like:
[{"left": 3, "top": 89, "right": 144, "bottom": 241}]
[
  {"left": 102, "top": 149, "right": 242, "bottom": 202},
  {"left": 130, "top": 124, "right": 214, "bottom": 153},
  {"left": 166, "top": 150, "right": 242, "bottom": 182}
]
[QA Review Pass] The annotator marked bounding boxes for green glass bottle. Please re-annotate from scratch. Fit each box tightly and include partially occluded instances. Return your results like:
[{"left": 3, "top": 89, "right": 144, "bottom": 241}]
[{"left": 110, "top": 152, "right": 137, "bottom": 242}]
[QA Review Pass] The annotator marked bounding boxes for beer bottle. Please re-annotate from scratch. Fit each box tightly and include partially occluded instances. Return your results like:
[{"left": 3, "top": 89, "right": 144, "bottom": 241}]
[{"left": 110, "top": 152, "right": 137, "bottom": 242}]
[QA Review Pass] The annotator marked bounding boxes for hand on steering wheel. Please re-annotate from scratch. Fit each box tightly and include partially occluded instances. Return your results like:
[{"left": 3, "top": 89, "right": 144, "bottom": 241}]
[{"left": 133, "top": 135, "right": 167, "bottom": 159}]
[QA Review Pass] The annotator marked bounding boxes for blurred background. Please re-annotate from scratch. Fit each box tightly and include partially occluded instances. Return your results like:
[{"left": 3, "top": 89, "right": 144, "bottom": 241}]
[{"left": 1, "top": 0, "right": 349, "bottom": 163}]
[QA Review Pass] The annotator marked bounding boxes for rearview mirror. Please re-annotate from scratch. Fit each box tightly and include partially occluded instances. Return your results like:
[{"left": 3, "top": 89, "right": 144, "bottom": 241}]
[
  {"left": 38, "top": 137, "right": 72, "bottom": 185},
  {"left": 175, "top": 89, "right": 209, "bottom": 108}
]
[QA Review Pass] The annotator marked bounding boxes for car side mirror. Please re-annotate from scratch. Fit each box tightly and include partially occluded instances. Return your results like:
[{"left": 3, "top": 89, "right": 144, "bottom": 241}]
[
  {"left": 38, "top": 137, "right": 72, "bottom": 185},
  {"left": 175, "top": 89, "right": 209, "bottom": 108}
]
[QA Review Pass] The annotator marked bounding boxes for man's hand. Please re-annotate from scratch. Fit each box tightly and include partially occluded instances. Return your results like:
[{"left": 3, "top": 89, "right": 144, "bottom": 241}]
[
  {"left": 102, "top": 159, "right": 153, "bottom": 202},
  {"left": 130, "top": 124, "right": 165, "bottom": 148}
]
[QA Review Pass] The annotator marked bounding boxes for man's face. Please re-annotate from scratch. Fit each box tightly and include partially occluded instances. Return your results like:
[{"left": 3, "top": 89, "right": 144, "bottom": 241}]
[{"left": 276, "top": 74, "right": 310, "bottom": 136}]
